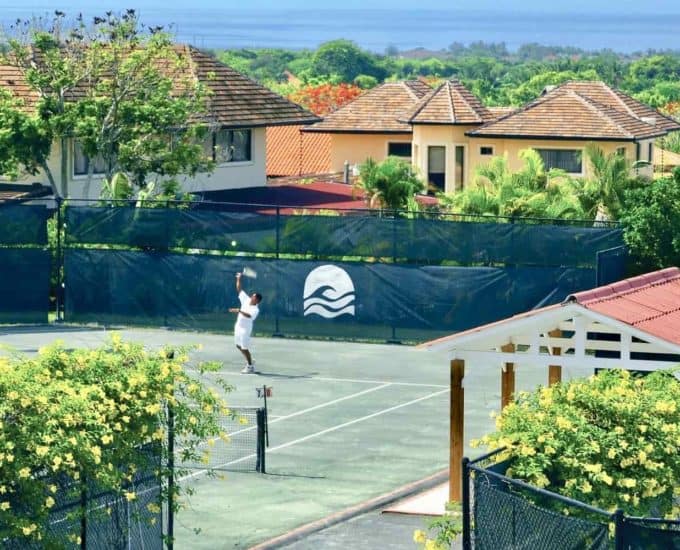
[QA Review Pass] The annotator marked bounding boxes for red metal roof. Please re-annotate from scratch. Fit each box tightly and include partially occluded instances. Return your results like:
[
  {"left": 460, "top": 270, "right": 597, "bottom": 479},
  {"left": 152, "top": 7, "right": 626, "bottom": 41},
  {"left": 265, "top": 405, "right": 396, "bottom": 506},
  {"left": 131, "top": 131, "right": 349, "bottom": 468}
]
[{"left": 570, "top": 267, "right": 680, "bottom": 345}]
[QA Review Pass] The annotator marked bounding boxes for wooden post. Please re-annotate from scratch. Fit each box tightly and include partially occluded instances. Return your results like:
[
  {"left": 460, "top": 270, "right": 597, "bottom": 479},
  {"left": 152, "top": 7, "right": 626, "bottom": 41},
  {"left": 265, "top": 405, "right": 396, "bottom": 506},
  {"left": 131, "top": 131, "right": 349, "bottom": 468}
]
[
  {"left": 501, "top": 343, "right": 515, "bottom": 409},
  {"left": 450, "top": 359, "right": 465, "bottom": 503},
  {"left": 548, "top": 329, "right": 562, "bottom": 386}
]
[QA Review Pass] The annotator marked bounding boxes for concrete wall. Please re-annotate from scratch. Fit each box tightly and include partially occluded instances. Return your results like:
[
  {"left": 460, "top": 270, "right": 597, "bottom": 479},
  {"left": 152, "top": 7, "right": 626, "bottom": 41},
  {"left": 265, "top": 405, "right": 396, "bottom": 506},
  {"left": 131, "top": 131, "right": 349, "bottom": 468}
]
[
  {"left": 4, "top": 127, "right": 268, "bottom": 199},
  {"left": 329, "top": 133, "right": 413, "bottom": 173}
]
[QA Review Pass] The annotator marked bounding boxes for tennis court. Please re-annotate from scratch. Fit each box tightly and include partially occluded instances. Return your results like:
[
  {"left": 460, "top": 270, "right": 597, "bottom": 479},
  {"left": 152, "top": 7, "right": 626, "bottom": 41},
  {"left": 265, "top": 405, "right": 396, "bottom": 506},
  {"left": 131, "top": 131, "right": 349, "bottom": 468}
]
[{"left": 0, "top": 325, "right": 592, "bottom": 548}]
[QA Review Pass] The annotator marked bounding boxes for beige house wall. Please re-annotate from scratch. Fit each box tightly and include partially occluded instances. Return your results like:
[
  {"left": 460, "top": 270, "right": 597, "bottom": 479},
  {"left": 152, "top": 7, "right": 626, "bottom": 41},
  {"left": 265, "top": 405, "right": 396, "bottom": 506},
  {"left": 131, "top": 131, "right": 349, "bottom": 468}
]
[
  {"left": 5, "top": 127, "right": 268, "bottom": 199},
  {"left": 411, "top": 126, "right": 655, "bottom": 193},
  {"left": 411, "top": 125, "right": 477, "bottom": 194},
  {"left": 329, "top": 133, "right": 413, "bottom": 172}
]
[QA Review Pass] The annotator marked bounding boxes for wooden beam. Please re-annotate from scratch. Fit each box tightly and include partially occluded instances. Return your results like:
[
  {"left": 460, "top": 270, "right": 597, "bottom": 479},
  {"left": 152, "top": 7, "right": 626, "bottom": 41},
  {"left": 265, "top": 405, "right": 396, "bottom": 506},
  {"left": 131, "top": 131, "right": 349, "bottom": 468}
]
[
  {"left": 450, "top": 359, "right": 464, "bottom": 503},
  {"left": 548, "top": 329, "right": 562, "bottom": 386},
  {"left": 501, "top": 343, "right": 515, "bottom": 409}
]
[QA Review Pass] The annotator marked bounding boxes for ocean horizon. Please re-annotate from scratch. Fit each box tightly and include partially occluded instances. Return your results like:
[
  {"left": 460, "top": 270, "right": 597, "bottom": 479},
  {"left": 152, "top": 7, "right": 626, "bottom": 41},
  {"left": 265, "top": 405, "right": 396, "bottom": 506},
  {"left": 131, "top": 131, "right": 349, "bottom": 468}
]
[{"left": 2, "top": 7, "right": 680, "bottom": 53}]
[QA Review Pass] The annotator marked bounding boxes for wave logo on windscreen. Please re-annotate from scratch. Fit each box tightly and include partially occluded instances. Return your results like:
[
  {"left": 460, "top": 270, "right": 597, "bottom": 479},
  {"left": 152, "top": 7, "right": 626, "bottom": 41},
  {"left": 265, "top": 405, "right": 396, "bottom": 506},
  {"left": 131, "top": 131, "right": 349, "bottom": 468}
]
[{"left": 303, "top": 265, "right": 356, "bottom": 318}]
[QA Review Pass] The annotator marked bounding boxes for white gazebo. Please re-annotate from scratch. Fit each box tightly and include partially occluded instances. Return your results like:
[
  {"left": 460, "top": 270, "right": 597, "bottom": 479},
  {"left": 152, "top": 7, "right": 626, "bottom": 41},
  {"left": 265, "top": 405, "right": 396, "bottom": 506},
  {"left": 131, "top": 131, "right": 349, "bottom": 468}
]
[{"left": 419, "top": 267, "right": 680, "bottom": 502}]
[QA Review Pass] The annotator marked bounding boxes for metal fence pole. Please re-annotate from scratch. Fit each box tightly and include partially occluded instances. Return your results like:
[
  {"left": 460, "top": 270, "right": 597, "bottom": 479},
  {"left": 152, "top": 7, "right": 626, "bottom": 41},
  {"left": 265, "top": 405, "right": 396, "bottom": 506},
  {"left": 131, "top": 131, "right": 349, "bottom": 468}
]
[
  {"left": 274, "top": 206, "right": 282, "bottom": 337},
  {"left": 613, "top": 509, "right": 625, "bottom": 550},
  {"left": 55, "top": 197, "right": 63, "bottom": 322},
  {"left": 167, "top": 401, "right": 175, "bottom": 550},
  {"left": 80, "top": 481, "right": 87, "bottom": 550},
  {"left": 462, "top": 457, "right": 471, "bottom": 550}
]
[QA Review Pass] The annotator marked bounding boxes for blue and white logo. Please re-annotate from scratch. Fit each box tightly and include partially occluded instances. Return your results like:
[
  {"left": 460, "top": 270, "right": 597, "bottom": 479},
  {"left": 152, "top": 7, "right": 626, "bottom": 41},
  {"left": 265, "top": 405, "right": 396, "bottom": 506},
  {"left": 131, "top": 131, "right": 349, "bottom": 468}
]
[{"left": 303, "top": 265, "right": 356, "bottom": 318}]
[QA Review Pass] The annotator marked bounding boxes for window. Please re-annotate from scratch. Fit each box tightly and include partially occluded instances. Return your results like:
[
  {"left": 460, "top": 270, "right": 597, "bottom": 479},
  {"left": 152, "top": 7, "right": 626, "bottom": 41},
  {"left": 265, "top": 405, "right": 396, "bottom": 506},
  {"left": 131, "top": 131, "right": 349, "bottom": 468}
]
[
  {"left": 648, "top": 142, "right": 653, "bottom": 162},
  {"left": 455, "top": 145, "right": 465, "bottom": 191},
  {"left": 73, "top": 141, "right": 107, "bottom": 176},
  {"left": 207, "top": 129, "right": 252, "bottom": 164},
  {"left": 388, "top": 142, "right": 412, "bottom": 158},
  {"left": 480, "top": 146, "right": 494, "bottom": 156},
  {"left": 616, "top": 147, "right": 626, "bottom": 157},
  {"left": 535, "top": 148, "right": 582, "bottom": 173}
]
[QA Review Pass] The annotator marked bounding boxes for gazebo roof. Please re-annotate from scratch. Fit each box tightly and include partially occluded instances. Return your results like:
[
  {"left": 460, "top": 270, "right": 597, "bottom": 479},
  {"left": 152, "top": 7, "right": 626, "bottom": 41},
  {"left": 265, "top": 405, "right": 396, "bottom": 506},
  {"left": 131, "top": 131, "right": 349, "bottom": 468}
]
[{"left": 420, "top": 268, "right": 680, "bottom": 371}]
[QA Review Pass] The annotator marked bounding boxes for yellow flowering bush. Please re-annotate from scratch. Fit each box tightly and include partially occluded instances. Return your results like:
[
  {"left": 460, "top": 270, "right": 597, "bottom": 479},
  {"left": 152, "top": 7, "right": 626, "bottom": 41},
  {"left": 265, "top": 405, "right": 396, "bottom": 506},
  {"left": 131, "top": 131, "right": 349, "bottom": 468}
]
[
  {"left": 473, "top": 369, "right": 680, "bottom": 517},
  {"left": 0, "top": 335, "right": 228, "bottom": 545}
]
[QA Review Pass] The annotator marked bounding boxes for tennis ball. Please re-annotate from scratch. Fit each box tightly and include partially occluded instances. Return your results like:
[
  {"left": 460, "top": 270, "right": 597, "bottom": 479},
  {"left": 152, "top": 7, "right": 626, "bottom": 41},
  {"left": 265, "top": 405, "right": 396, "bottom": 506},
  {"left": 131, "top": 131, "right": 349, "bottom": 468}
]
[{"left": 231, "top": 240, "right": 237, "bottom": 247}]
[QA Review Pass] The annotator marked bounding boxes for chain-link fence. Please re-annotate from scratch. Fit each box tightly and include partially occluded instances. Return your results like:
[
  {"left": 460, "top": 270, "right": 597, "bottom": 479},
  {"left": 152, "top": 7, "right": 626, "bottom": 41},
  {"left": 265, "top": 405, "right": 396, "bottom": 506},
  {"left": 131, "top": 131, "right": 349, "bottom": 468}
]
[{"left": 462, "top": 450, "right": 680, "bottom": 550}]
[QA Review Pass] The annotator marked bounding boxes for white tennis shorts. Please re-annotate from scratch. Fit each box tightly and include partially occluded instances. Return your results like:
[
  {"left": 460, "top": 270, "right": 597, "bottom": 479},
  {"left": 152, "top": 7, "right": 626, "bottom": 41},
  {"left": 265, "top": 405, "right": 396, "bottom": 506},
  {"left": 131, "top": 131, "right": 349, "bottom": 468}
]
[{"left": 234, "top": 327, "right": 252, "bottom": 349}]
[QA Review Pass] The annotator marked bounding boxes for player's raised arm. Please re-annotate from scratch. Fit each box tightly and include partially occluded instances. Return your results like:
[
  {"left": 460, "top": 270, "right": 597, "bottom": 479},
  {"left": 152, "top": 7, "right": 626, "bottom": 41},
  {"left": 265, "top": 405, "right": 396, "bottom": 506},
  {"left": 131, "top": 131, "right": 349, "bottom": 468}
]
[{"left": 235, "top": 272, "right": 242, "bottom": 292}]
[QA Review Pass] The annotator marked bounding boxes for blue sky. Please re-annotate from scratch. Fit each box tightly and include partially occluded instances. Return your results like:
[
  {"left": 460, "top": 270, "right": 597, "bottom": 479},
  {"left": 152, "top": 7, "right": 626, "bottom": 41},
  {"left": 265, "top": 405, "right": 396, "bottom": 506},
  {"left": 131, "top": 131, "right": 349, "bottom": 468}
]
[{"left": 25, "top": 0, "right": 680, "bottom": 14}]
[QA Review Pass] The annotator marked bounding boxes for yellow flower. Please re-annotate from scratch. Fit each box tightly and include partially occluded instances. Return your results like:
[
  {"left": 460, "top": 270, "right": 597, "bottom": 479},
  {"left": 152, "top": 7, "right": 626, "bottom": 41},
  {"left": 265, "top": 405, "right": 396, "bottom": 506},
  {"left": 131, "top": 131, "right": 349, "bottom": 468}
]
[
  {"left": 19, "top": 467, "right": 30, "bottom": 479},
  {"left": 7, "top": 391, "right": 18, "bottom": 400},
  {"left": 601, "top": 473, "right": 613, "bottom": 486},
  {"left": 619, "top": 478, "right": 636, "bottom": 489},
  {"left": 52, "top": 456, "right": 63, "bottom": 471},
  {"left": 413, "top": 530, "right": 427, "bottom": 544},
  {"left": 125, "top": 491, "right": 136, "bottom": 502},
  {"left": 101, "top": 434, "right": 113, "bottom": 445},
  {"left": 35, "top": 446, "right": 49, "bottom": 457},
  {"left": 581, "top": 481, "right": 592, "bottom": 494},
  {"left": 607, "top": 448, "right": 616, "bottom": 459},
  {"left": 0, "top": 501, "right": 10, "bottom": 511},
  {"left": 584, "top": 463, "right": 602, "bottom": 474},
  {"left": 21, "top": 524, "right": 37, "bottom": 535},
  {"left": 45, "top": 496, "right": 55, "bottom": 508}
]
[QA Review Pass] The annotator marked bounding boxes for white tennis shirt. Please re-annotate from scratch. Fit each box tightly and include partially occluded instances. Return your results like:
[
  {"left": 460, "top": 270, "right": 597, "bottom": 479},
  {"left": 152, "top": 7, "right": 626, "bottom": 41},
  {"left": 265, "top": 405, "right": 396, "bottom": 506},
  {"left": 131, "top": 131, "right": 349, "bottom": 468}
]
[{"left": 235, "top": 290, "right": 260, "bottom": 332}]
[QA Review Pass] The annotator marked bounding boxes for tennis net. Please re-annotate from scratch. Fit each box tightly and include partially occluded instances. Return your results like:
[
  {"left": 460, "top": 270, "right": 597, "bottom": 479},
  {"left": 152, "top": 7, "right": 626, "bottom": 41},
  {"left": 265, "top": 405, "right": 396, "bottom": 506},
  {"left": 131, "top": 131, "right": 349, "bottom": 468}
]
[{"left": 175, "top": 406, "right": 267, "bottom": 473}]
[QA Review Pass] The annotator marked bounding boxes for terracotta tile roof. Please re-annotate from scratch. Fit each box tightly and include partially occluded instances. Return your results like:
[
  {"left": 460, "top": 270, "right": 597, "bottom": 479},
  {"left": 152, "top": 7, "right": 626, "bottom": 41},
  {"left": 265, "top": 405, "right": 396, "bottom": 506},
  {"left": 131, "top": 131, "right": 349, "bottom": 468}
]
[
  {"left": 488, "top": 106, "right": 516, "bottom": 119},
  {"left": 303, "top": 81, "right": 431, "bottom": 133},
  {"left": 468, "top": 81, "right": 680, "bottom": 140},
  {"left": 568, "top": 267, "right": 680, "bottom": 345},
  {"left": 186, "top": 47, "right": 320, "bottom": 128},
  {"left": 266, "top": 125, "right": 331, "bottom": 176},
  {"left": 0, "top": 46, "right": 319, "bottom": 128},
  {"left": 402, "top": 79, "right": 494, "bottom": 125}
]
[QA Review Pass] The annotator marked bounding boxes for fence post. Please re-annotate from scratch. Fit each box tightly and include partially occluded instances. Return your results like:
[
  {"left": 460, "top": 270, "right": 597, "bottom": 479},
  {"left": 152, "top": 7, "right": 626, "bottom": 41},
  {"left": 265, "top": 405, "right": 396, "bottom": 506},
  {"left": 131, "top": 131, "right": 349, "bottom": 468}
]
[
  {"left": 613, "top": 509, "right": 625, "bottom": 550},
  {"left": 167, "top": 401, "right": 175, "bottom": 550},
  {"left": 462, "top": 457, "right": 471, "bottom": 550},
  {"left": 55, "top": 197, "right": 63, "bottom": 322},
  {"left": 80, "top": 481, "right": 87, "bottom": 550},
  {"left": 274, "top": 206, "right": 282, "bottom": 337}
]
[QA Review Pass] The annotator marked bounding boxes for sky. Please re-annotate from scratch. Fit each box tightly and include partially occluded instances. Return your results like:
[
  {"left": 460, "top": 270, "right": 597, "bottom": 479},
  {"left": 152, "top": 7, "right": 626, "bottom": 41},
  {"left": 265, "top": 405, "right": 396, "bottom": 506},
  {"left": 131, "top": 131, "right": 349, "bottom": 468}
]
[{"left": 13, "top": 0, "right": 680, "bottom": 14}]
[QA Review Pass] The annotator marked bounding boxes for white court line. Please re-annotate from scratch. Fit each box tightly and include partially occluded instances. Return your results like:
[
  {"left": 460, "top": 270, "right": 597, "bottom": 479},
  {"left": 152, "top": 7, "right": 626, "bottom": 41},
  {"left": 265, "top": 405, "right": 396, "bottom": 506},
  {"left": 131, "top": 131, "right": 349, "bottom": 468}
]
[
  {"left": 178, "top": 387, "right": 449, "bottom": 482},
  {"left": 187, "top": 383, "right": 392, "bottom": 442},
  {"left": 191, "top": 369, "right": 447, "bottom": 389}
]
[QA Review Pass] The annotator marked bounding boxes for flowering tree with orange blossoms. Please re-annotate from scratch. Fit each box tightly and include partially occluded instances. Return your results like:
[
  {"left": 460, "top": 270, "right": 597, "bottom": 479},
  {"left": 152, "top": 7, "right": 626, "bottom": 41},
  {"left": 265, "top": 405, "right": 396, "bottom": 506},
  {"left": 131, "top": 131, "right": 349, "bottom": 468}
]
[{"left": 288, "top": 83, "right": 363, "bottom": 115}]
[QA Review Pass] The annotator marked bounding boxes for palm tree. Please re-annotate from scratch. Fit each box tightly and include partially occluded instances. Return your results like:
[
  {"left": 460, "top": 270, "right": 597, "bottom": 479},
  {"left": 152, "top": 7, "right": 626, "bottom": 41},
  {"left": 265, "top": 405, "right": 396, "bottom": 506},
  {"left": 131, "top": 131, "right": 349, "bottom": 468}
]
[
  {"left": 440, "top": 149, "right": 586, "bottom": 220},
  {"left": 354, "top": 156, "right": 426, "bottom": 214},
  {"left": 580, "top": 144, "right": 632, "bottom": 220}
]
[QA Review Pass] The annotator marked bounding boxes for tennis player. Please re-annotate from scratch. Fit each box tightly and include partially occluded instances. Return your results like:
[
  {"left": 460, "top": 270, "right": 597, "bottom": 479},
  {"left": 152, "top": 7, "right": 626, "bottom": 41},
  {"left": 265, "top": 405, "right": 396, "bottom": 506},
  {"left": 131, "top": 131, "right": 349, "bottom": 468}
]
[{"left": 229, "top": 272, "right": 262, "bottom": 374}]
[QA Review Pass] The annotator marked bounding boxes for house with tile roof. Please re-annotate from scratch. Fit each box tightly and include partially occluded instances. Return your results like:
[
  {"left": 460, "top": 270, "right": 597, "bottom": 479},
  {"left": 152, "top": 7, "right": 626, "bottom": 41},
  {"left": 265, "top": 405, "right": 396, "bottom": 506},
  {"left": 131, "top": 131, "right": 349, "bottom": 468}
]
[
  {"left": 0, "top": 46, "right": 319, "bottom": 199},
  {"left": 302, "top": 80, "right": 432, "bottom": 174},
  {"left": 304, "top": 78, "right": 680, "bottom": 195},
  {"left": 408, "top": 80, "right": 680, "bottom": 193}
]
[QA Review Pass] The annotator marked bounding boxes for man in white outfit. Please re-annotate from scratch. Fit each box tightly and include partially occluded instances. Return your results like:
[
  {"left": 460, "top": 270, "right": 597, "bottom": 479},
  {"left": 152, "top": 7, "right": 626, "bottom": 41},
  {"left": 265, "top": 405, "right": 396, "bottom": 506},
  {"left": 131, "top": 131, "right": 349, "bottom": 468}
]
[{"left": 229, "top": 272, "right": 262, "bottom": 374}]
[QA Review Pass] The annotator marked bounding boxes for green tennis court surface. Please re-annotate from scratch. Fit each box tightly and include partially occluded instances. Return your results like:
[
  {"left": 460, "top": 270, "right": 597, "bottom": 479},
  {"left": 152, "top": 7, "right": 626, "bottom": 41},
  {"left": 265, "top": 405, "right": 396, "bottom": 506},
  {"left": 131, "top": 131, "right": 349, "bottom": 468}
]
[{"left": 0, "top": 326, "right": 593, "bottom": 549}]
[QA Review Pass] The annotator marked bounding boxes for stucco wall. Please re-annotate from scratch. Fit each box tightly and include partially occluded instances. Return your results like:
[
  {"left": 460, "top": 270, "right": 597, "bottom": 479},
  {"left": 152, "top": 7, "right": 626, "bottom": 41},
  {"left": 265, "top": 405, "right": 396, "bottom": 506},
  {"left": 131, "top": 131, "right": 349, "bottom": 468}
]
[
  {"left": 5, "top": 127, "right": 268, "bottom": 199},
  {"left": 411, "top": 125, "right": 654, "bottom": 193},
  {"left": 329, "top": 133, "right": 412, "bottom": 172}
]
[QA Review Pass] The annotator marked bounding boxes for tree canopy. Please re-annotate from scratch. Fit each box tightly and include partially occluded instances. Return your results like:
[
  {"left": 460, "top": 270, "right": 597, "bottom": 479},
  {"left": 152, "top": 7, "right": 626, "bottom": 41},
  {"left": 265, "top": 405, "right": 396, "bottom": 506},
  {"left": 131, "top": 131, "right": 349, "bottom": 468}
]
[{"left": 1, "top": 10, "right": 212, "bottom": 196}]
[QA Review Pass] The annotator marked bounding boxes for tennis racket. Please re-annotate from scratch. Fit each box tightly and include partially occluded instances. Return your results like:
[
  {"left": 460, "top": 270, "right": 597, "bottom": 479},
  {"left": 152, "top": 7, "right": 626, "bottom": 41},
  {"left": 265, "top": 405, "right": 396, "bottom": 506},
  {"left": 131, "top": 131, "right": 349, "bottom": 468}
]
[{"left": 242, "top": 266, "right": 258, "bottom": 279}]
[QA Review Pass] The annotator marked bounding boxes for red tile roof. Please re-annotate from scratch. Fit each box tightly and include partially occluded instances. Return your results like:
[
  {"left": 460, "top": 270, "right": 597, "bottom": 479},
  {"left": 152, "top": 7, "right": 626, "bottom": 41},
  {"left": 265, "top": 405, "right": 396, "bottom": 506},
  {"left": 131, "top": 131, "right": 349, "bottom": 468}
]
[
  {"left": 568, "top": 267, "right": 680, "bottom": 345},
  {"left": 402, "top": 79, "right": 495, "bottom": 125},
  {"left": 266, "top": 125, "right": 331, "bottom": 176},
  {"left": 304, "top": 81, "right": 432, "bottom": 133},
  {"left": 468, "top": 81, "right": 680, "bottom": 141},
  {"left": 0, "top": 46, "right": 320, "bottom": 128}
]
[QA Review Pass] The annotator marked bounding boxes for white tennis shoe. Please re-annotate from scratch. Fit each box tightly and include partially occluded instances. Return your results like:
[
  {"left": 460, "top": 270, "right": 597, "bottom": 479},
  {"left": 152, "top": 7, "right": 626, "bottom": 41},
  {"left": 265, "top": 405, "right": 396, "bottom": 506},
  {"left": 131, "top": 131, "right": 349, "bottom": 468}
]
[{"left": 241, "top": 364, "right": 255, "bottom": 374}]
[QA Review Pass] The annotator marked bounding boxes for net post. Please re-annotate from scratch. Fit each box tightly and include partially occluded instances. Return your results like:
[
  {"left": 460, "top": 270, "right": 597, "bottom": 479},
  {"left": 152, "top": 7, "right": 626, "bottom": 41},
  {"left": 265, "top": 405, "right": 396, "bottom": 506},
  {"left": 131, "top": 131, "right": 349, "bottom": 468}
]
[
  {"left": 256, "top": 408, "right": 266, "bottom": 473},
  {"left": 462, "top": 456, "right": 471, "bottom": 549},
  {"left": 274, "top": 205, "right": 283, "bottom": 337}
]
